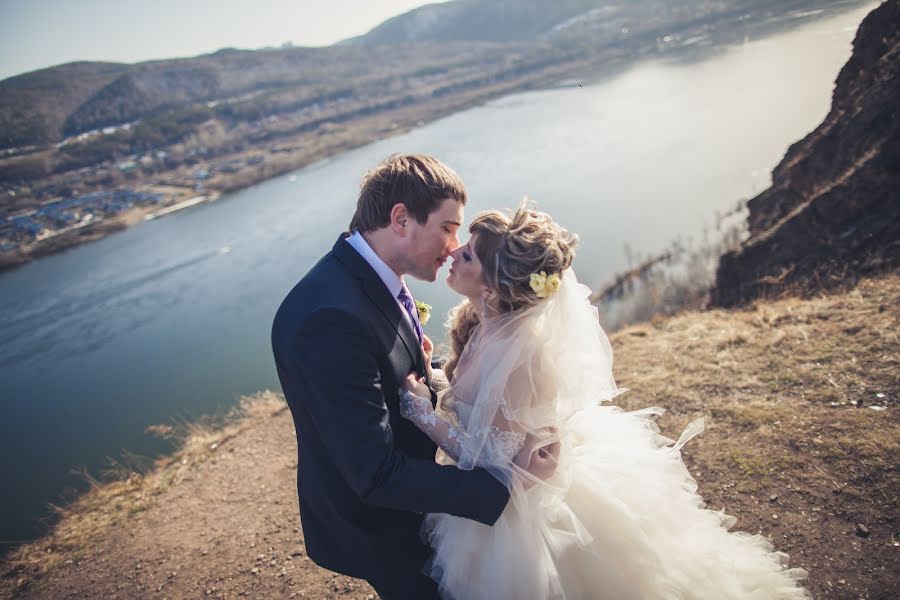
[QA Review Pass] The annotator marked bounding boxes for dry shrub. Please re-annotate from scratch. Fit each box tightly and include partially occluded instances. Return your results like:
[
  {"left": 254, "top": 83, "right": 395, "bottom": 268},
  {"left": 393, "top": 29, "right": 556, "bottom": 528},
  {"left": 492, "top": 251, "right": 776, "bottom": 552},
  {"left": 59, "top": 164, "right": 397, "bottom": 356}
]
[{"left": 597, "top": 201, "right": 747, "bottom": 332}]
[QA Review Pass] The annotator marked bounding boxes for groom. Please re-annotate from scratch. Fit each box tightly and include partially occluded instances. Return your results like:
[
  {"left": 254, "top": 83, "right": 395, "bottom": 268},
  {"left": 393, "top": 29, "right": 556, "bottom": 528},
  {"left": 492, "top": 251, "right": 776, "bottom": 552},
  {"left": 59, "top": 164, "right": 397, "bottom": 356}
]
[{"left": 271, "top": 154, "right": 510, "bottom": 599}]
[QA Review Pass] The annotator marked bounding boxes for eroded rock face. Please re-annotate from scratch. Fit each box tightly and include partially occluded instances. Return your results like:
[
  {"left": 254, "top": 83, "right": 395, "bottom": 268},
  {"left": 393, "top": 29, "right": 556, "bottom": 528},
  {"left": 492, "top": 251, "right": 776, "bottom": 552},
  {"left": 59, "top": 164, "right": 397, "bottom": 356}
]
[{"left": 711, "top": 1, "right": 900, "bottom": 308}]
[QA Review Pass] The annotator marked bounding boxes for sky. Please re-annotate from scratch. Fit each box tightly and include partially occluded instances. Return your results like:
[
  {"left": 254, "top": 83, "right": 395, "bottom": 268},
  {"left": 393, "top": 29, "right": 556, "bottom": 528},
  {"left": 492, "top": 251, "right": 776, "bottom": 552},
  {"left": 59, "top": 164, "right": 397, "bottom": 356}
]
[{"left": 0, "top": 0, "right": 446, "bottom": 81}]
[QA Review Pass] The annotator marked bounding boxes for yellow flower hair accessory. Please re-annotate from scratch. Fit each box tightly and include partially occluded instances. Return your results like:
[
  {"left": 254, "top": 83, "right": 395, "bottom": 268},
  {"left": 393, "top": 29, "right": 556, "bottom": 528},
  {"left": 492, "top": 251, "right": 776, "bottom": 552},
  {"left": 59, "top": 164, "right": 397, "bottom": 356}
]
[
  {"left": 529, "top": 271, "right": 561, "bottom": 298},
  {"left": 414, "top": 300, "right": 432, "bottom": 325}
]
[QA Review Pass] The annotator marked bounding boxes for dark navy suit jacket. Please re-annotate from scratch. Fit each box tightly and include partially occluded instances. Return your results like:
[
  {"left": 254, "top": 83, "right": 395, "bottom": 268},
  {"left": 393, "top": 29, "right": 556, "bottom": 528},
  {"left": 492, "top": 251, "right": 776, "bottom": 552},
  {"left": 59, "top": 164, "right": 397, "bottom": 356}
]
[{"left": 271, "top": 235, "right": 509, "bottom": 593}]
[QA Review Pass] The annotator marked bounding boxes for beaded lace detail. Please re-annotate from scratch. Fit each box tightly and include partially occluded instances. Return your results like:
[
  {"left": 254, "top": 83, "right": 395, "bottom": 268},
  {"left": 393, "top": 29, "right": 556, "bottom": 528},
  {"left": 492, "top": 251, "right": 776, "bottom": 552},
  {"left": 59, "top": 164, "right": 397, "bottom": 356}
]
[{"left": 485, "top": 427, "right": 527, "bottom": 464}]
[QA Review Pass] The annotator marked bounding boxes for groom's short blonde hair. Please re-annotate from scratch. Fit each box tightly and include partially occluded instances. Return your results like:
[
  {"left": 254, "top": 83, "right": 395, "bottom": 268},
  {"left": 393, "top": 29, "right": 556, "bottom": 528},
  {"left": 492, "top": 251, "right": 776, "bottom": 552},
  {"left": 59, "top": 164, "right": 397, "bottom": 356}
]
[{"left": 349, "top": 154, "right": 467, "bottom": 233}]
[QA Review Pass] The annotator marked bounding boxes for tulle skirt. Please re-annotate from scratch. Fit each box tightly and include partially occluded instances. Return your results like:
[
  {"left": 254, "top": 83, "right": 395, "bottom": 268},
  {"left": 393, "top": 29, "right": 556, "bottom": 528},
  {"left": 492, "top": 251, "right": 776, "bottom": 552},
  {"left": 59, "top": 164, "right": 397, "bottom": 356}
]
[{"left": 422, "top": 405, "right": 810, "bottom": 600}]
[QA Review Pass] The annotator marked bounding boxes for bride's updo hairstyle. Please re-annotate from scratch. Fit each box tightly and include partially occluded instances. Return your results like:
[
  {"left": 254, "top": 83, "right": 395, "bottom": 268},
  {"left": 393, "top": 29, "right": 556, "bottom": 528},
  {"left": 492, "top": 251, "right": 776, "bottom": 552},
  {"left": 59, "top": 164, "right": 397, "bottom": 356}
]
[{"left": 444, "top": 203, "right": 578, "bottom": 380}]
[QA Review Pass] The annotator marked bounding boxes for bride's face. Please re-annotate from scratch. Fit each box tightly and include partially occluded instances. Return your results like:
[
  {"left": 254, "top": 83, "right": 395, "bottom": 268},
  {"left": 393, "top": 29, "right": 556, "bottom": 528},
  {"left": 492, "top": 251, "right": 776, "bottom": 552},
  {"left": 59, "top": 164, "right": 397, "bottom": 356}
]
[{"left": 447, "top": 233, "right": 487, "bottom": 300}]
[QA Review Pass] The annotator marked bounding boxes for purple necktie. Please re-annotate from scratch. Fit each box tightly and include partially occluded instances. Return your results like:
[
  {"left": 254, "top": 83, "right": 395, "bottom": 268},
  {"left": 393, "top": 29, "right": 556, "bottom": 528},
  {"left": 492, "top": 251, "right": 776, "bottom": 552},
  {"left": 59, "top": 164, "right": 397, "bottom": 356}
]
[{"left": 397, "top": 282, "right": 423, "bottom": 345}]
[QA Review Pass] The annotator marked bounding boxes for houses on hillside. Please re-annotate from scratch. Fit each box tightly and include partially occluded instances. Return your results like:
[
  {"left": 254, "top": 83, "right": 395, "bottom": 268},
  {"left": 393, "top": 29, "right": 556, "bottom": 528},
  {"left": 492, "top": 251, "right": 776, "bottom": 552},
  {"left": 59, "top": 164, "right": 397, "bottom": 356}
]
[{"left": 0, "top": 189, "right": 166, "bottom": 250}]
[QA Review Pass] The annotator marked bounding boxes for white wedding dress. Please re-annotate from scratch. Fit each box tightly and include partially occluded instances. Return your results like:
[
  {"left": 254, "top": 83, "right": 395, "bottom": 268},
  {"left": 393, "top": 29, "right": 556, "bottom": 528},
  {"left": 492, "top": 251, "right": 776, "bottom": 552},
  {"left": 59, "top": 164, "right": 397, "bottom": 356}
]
[{"left": 401, "top": 270, "right": 810, "bottom": 600}]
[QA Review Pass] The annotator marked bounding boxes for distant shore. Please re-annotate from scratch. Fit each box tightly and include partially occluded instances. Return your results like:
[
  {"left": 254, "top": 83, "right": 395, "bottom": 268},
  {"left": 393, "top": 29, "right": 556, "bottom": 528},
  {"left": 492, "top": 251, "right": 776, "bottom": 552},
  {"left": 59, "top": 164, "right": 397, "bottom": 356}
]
[{"left": 0, "top": 187, "right": 220, "bottom": 272}]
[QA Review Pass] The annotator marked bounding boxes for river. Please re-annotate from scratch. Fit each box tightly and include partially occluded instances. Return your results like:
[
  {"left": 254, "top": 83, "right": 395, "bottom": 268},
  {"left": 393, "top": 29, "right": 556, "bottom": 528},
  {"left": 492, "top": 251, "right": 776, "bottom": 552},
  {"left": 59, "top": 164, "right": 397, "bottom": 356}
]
[{"left": 0, "top": 3, "right": 876, "bottom": 553}]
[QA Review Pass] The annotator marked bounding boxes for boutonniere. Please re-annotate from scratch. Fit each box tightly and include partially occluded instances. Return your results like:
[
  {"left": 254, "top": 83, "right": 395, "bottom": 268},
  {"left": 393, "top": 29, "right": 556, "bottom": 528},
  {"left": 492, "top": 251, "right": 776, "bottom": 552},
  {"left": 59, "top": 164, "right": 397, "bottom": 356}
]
[{"left": 414, "top": 300, "right": 432, "bottom": 326}]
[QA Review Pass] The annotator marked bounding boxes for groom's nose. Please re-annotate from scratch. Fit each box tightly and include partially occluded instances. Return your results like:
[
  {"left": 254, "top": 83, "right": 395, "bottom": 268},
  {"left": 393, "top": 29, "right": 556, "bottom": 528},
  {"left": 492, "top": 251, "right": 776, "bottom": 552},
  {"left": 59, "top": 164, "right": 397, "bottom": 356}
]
[{"left": 446, "top": 233, "right": 461, "bottom": 253}]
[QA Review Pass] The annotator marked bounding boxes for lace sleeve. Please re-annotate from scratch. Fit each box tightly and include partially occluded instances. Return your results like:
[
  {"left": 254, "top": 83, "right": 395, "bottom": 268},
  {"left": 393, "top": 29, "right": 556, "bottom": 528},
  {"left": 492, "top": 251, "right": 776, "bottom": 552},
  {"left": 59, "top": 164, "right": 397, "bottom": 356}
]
[
  {"left": 400, "top": 390, "right": 465, "bottom": 461},
  {"left": 400, "top": 391, "right": 527, "bottom": 466}
]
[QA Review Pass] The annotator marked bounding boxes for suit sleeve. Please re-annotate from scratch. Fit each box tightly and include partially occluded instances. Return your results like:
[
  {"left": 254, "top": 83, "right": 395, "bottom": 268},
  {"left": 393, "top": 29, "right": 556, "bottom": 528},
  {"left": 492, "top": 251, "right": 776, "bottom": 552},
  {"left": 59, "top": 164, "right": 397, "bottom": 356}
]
[{"left": 290, "top": 308, "right": 509, "bottom": 525}]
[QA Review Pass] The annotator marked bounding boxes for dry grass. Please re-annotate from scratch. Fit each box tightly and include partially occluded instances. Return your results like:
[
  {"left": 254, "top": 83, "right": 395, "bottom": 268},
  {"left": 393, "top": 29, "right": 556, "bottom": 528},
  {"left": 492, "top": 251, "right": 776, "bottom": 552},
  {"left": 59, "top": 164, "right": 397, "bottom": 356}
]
[
  {"left": 611, "top": 271, "right": 899, "bottom": 598},
  {"left": 0, "top": 391, "right": 287, "bottom": 588}
]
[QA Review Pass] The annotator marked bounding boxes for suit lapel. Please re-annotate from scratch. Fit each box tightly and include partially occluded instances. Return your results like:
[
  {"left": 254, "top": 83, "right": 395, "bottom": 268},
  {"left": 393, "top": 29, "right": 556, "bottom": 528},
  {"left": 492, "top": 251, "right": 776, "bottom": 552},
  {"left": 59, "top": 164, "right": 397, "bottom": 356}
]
[{"left": 332, "top": 235, "right": 426, "bottom": 375}]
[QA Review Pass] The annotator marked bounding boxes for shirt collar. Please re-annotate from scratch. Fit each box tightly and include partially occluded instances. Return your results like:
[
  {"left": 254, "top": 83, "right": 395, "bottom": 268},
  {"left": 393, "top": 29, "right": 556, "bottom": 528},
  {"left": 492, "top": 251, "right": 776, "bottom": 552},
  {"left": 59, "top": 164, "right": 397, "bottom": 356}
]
[{"left": 346, "top": 230, "right": 404, "bottom": 299}]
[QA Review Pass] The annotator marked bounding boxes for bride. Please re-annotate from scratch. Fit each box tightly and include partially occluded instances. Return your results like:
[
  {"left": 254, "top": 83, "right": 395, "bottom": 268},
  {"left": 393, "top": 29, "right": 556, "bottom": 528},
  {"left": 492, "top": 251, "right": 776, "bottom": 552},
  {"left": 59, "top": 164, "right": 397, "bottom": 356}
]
[{"left": 400, "top": 205, "right": 810, "bottom": 599}]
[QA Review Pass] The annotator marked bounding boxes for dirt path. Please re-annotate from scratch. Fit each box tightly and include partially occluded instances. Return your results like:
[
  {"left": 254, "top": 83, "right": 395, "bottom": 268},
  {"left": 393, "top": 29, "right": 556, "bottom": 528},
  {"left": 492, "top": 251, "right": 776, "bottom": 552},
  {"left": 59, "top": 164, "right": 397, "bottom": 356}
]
[
  {"left": 4, "top": 395, "right": 376, "bottom": 600},
  {"left": 2, "top": 274, "right": 897, "bottom": 600}
]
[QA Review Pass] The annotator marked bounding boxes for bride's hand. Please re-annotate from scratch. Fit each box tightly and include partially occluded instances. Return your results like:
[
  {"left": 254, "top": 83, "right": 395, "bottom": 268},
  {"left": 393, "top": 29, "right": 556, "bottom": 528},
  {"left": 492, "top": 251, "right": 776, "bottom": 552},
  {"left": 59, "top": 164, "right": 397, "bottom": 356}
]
[
  {"left": 399, "top": 373, "right": 434, "bottom": 424},
  {"left": 515, "top": 429, "right": 561, "bottom": 486},
  {"left": 402, "top": 372, "right": 431, "bottom": 399}
]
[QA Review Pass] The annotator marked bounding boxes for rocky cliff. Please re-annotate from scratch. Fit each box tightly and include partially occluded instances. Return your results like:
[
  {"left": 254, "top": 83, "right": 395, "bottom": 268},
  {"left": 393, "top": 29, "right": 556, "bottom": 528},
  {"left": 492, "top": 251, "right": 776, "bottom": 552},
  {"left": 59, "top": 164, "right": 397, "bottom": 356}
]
[{"left": 711, "top": 0, "right": 900, "bottom": 307}]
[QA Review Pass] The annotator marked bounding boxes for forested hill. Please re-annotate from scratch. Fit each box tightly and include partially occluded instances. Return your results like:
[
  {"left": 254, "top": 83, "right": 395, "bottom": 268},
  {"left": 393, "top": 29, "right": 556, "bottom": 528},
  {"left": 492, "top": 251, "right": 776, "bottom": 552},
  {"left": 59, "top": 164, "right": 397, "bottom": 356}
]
[
  {"left": 0, "top": 44, "right": 498, "bottom": 149},
  {"left": 344, "top": 0, "right": 786, "bottom": 45},
  {"left": 0, "top": 0, "right": 865, "bottom": 152}
]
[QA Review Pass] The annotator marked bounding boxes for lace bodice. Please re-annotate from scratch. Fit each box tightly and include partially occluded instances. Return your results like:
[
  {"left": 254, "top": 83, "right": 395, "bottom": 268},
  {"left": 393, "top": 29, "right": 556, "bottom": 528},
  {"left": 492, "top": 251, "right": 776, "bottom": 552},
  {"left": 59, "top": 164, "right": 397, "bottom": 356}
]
[
  {"left": 442, "top": 390, "right": 526, "bottom": 465},
  {"left": 484, "top": 427, "right": 528, "bottom": 465}
]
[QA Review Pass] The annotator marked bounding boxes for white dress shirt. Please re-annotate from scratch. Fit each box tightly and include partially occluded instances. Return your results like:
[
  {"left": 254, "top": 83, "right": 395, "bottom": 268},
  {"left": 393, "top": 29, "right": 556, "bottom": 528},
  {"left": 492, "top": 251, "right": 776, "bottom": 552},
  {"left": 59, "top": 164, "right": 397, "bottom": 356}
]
[{"left": 346, "top": 231, "right": 417, "bottom": 330}]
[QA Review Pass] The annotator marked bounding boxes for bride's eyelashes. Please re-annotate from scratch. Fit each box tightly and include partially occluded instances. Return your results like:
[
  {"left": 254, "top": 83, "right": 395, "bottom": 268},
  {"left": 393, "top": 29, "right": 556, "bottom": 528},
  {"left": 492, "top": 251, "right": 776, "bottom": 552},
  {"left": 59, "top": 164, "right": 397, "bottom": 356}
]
[{"left": 461, "top": 241, "right": 473, "bottom": 262}]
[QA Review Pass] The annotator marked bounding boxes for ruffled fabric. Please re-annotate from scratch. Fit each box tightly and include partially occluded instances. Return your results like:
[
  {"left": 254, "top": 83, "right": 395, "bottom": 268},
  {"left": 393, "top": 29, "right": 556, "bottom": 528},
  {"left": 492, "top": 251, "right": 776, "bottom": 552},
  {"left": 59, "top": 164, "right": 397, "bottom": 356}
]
[
  {"left": 423, "top": 405, "right": 810, "bottom": 600},
  {"left": 422, "top": 269, "right": 809, "bottom": 599}
]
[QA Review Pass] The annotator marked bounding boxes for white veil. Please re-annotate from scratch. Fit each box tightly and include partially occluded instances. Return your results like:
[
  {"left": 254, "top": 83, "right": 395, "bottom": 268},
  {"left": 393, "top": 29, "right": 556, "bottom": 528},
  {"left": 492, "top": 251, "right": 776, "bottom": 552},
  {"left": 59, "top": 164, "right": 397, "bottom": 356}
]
[{"left": 444, "top": 268, "right": 625, "bottom": 477}]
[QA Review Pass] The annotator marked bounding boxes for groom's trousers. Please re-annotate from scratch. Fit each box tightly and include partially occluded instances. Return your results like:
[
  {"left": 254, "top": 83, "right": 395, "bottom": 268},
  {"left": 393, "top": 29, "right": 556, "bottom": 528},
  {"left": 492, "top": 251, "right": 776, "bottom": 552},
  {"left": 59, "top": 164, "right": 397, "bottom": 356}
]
[{"left": 370, "top": 574, "right": 441, "bottom": 600}]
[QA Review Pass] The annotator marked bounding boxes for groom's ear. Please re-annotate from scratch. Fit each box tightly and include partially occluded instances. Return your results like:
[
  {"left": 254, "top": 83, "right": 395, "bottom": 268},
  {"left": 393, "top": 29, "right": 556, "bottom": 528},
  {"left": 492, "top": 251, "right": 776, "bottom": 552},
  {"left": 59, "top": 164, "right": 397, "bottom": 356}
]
[{"left": 389, "top": 202, "right": 410, "bottom": 236}]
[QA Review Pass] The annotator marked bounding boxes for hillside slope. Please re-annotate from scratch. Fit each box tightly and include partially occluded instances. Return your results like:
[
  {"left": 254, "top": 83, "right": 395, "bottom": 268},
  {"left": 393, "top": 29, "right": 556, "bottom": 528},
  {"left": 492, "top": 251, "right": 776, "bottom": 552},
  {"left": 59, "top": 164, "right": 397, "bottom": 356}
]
[
  {"left": 712, "top": 0, "right": 900, "bottom": 307},
  {"left": 0, "top": 62, "right": 128, "bottom": 147},
  {"left": 0, "top": 43, "right": 511, "bottom": 149},
  {"left": 345, "top": 0, "right": 779, "bottom": 45},
  {"left": 2, "top": 273, "right": 897, "bottom": 599}
]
